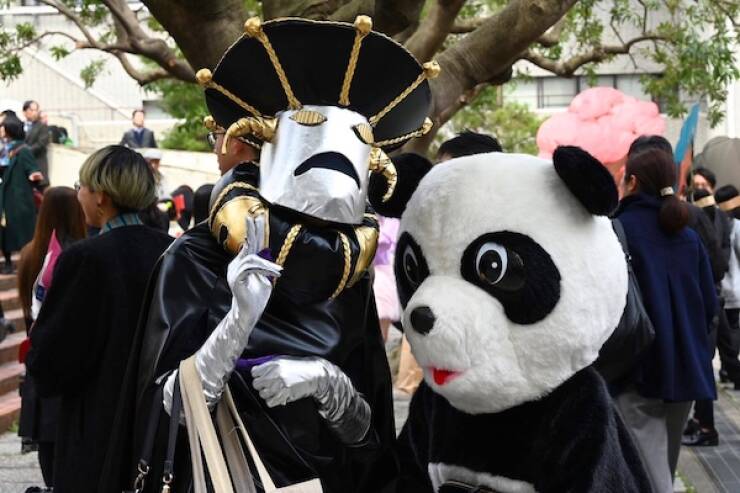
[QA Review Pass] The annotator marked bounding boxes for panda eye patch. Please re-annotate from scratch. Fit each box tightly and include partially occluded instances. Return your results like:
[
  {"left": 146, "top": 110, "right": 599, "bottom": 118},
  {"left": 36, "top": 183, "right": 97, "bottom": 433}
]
[
  {"left": 394, "top": 232, "right": 429, "bottom": 308},
  {"left": 462, "top": 232, "right": 560, "bottom": 324}
]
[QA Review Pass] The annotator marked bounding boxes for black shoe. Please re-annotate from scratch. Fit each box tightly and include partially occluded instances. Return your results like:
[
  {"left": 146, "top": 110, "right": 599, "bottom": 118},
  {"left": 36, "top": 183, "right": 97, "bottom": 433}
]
[
  {"left": 720, "top": 369, "right": 731, "bottom": 383},
  {"left": 734, "top": 381, "right": 740, "bottom": 391},
  {"left": 683, "top": 418, "right": 700, "bottom": 436},
  {"left": 682, "top": 428, "right": 719, "bottom": 446},
  {"left": 1, "top": 262, "right": 13, "bottom": 274}
]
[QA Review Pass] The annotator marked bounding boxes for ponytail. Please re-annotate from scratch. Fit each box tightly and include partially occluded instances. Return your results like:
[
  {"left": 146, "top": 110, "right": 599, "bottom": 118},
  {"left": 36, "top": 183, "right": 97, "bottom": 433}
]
[
  {"left": 658, "top": 194, "right": 689, "bottom": 235},
  {"left": 626, "top": 148, "right": 688, "bottom": 235}
]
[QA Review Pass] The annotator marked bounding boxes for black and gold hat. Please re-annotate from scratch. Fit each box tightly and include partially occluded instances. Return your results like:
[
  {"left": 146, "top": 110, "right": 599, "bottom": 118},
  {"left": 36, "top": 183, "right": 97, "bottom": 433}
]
[{"left": 197, "top": 16, "right": 436, "bottom": 151}]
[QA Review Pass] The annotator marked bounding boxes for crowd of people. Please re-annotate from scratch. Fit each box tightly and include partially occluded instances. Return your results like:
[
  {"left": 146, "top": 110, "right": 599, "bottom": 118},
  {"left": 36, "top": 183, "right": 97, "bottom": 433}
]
[{"left": 5, "top": 126, "right": 733, "bottom": 493}]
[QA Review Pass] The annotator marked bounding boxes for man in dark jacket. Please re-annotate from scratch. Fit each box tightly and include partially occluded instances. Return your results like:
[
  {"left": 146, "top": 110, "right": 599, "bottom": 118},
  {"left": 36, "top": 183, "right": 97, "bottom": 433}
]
[
  {"left": 23, "top": 100, "right": 49, "bottom": 179},
  {"left": 120, "top": 109, "right": 157, "bottom": 149}
]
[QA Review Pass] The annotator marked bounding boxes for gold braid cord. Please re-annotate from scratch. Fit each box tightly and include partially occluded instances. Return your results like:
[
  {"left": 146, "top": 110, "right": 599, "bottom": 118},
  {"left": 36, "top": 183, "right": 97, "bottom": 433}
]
[
  {"left": 373, "top": 118, "right": 434, "bottom": 148},
  {"left": 245, "top": 18, "right": 301, "bottom": 110},
  {"left": 208, "top": 182, "right": 259, "bottom": 228},
  {"left": 369, "top": 61, "right": 440, "bottom": 127},
  {"left": 339, "top": 16, "right": 372, "bottom": 106},
  {"left": 276, "top": 224, "right": 303, "bottom": 267},
  {"left": 330, "top": 232, "right": 352, "bottom": 299},
  {"left": 196, "top": 69, "right": 262, "bottom": 118},
  {"left": 210, "top": 80, "right": 263, "bottom": 117}
]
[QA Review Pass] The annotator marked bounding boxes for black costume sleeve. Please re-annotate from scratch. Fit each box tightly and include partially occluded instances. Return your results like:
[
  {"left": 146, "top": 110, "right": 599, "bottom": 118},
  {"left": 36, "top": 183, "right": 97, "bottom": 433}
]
[{"left": 27, "top": 245, "right": 104, "bottom": 397}]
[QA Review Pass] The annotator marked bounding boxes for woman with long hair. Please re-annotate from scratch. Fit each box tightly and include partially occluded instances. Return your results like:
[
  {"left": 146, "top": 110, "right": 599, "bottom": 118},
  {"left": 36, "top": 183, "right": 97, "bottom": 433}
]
[
  {"left": 17, "top": 186, "right": 86, "bottom": 491},
  {"left": 25, "top": 145, "right": 172, "bottom": 492},
  {"left": 17, "top": 187, "right": 86, "bottom": 323},
  {"left": 613, "top": 147, "right": 718, "bottom": 493}
]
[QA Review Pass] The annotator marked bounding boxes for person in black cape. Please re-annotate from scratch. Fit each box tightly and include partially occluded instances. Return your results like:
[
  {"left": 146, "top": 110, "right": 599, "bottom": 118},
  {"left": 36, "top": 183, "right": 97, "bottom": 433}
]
[{"left": 109, "top": 15, "right": 438, "bottom": 493}]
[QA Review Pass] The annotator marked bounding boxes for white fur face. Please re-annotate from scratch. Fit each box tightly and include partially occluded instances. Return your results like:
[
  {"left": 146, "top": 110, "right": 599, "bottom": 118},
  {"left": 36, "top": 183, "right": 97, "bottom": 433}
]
[{"left": 397, "top": 153, "right": 627, "bottom": 414}]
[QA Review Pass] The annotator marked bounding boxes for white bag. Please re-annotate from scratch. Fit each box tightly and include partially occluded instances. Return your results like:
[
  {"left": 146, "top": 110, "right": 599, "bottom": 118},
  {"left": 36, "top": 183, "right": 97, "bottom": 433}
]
[{"left": 179, "top": 356, "right": 323, "bottom": 493}]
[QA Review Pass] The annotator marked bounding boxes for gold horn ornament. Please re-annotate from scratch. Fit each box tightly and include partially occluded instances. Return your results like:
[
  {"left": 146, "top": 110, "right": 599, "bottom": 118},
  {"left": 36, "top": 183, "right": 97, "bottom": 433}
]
[
  {"left": 369, "top": 147, "right": 397, "bottom": 202},
  {"left": 220, "top": 116, "right": 277, "bottom": 154}
]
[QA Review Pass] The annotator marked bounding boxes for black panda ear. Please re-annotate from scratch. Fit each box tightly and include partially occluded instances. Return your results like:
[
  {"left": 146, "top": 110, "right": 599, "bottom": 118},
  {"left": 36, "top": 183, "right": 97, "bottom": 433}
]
[
  {"left": 369, "top": 152, "right": 432, "bottom": 218},
  {"left": 553, "top": 146, "right": 618, "bottom": 216}
]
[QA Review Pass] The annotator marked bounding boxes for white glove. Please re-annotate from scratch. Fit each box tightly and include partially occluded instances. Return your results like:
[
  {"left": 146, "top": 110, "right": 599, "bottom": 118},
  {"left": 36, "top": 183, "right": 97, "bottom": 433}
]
[
  {"left": 164, "top": 214, "right": 281, "bottom": 413},
  {"left": 251, "top": 356, "right": 371, "bottom": 444}
]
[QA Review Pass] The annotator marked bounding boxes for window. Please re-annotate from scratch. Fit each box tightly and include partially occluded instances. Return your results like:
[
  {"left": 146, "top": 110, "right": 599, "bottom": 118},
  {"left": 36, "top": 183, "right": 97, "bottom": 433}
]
[
  {"left": 538, "top": 77, "right": 577, "bottom": 108},
  {"left": 530, "top": 74, "right": 664, "bottom": 110}
]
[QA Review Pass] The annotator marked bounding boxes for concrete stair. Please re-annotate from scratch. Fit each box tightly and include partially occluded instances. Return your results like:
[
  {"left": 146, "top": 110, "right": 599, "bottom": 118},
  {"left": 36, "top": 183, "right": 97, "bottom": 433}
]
[{"left": 0, "top": 270, "right": 25, "bottom": 435}]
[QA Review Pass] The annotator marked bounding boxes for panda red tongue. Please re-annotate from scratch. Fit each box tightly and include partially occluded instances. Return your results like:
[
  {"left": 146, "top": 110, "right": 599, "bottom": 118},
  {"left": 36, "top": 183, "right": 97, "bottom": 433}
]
[{"left": 432, "top": 368, "right": 461, "bottom": 386}]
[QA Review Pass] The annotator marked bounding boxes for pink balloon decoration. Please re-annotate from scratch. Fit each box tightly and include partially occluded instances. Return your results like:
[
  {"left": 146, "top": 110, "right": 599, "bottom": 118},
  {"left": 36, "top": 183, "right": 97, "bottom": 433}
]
[{"left": 537, "top": 87, "right": 665, "bottom": 169}]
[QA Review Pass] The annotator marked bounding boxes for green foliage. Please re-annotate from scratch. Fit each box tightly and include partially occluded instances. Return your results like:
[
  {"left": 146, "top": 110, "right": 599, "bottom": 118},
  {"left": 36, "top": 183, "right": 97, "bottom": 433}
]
[
  {"left": 527, "top": 0, "right": 740, "bottom": 126},
  {"left": 50, "top": 45, "right": 71, "bottom": 60},
  {"left": 148, "top": 78, "right": 210, "bottom": 151},
  {"left": 80, "top": 59, "right": 106, "bottom": 88},
  {"left": 14, "top": 23, "right": 36, "bottom": 43},
  {"left": 438, "top": 86, "right": 544, "bottom": 155},
  {"left": 0, "top": 22, "right": 35, "bottom": 81}
]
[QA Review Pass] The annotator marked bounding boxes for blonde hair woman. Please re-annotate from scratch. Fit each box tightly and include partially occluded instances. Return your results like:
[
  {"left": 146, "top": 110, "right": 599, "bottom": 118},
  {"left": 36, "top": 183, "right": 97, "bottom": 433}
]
[{"left": 25, "top": 145, "right": 173, "bottom": 492}]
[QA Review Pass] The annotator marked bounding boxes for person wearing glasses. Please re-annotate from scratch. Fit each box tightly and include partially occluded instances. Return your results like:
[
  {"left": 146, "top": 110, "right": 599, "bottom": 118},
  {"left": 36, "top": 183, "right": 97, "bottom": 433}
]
[
  {"left": 25, "top": 145, "right": 172, "bottom": 493},
  {"left": 207, "top": 126, "right": 260, "bottom": 176}
]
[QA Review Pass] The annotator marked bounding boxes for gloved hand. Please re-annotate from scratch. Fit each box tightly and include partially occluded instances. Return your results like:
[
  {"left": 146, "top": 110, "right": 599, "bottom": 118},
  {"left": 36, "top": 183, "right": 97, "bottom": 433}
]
[
  {"left": 226, "top": 213, "right": 279, "bottom": 325},
  {"left": 164, "top": 214, "right": 281, "bottom": 413},
  {"left": 251, "top": 356, "right": 371, "bottom": 444}
]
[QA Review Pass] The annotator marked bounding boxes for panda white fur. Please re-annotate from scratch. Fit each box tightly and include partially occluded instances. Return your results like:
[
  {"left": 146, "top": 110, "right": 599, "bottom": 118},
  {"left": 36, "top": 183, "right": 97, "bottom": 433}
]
[{"left": 384, "top": 148, "right": 652, "bottom": 493}]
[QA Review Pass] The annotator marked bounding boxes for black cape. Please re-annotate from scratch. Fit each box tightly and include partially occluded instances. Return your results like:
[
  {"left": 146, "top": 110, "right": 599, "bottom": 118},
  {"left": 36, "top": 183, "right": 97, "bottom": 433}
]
[{"left": 108, "top": 219, "right": 398, "bottom": 493}]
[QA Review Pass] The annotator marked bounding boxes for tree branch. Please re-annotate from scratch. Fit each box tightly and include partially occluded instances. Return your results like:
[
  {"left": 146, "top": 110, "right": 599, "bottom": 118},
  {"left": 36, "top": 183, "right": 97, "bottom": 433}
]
[
  {"left": 430, "top": 0, "right": 579, "bottom": 121},
  {"left": 522, "top": 35, "right": 664, "bottom": 76},
  {"left": 112, "top": 51, "right": 172, "bottom": 84},
  {"left": 536, "top": 17, "right": 565, "bottom": 47},
  {"left": 35, "top": 0, "right": 195, "bottom": 84},
  {"left": 450, "top": 17, "right": 487, "bottom": 33},
  {"left": 13, "top": 30, "right": 81, "bottom": 51},
  {"left": 36, "top": 0, "right": 100, "bottom": 47},
  {"left": 405, "top": 0, "right": 466, "bottom": 62}
]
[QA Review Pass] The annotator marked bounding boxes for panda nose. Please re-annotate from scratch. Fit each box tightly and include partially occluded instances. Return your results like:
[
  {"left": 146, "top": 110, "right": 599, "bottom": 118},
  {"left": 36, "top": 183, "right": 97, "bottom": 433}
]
[{"left": 410, "top": 306, "right": 436, "bottom": 335}]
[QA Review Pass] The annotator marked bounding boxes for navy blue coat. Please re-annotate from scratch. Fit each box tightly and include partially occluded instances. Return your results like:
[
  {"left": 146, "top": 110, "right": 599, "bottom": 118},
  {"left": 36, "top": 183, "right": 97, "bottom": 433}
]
[{"left": 616, "top": 193, "right": 717, "bottom": 401}]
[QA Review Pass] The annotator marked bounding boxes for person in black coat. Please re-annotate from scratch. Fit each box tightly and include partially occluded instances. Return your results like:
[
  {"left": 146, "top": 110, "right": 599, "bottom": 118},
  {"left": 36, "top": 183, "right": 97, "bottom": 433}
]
[
  {"left": 26, "top": 146, "right": 172, "bottom": 493},
  {"left": 23, "top": 100, "right": 50, "bottom": 180},
  {"left": 120, "top": 109, "right": 157, "bottom": 149}
]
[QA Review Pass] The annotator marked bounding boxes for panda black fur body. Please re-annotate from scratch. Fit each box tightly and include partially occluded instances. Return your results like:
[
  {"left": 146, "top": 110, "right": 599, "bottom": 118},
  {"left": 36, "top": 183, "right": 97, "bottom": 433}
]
[{"left": 385, "top": 150, "right": 652, "bottom": 493}]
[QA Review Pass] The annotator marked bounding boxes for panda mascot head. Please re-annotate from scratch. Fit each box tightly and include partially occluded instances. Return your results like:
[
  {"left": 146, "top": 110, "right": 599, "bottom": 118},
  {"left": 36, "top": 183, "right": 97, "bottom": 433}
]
[{"left": 372, "top": 147, "right": 627, "bottom": 414}]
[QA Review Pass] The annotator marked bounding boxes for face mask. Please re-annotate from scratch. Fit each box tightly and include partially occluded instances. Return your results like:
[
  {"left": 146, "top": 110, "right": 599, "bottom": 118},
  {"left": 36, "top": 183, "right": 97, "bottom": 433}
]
[{"left": 258, "top": 105, "right": 372, "bottom": 224}]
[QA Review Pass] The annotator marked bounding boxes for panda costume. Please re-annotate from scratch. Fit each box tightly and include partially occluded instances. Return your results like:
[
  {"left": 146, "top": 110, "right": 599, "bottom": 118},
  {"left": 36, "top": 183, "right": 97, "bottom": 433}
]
[{"left": 370, "top": 148, "right": 652, "bottom": 492}]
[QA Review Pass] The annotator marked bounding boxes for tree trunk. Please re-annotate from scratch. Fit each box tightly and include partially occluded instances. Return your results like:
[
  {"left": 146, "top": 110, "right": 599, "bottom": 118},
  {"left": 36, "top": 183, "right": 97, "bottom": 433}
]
[{"left": 142, "top": 0, "right": 248, "bottom": 71}]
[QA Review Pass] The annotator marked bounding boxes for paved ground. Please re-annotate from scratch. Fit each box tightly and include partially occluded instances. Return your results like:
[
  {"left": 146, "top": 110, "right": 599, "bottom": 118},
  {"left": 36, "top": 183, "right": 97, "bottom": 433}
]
[
  {"left": 677, "top": 383, "right": 740, "bottom": 493},
  {"left": 0, "top": 432, "right": 43, "bottom": 493}
]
